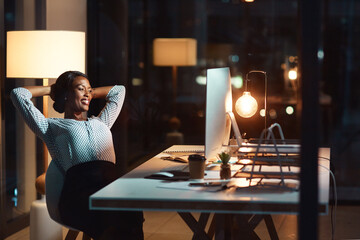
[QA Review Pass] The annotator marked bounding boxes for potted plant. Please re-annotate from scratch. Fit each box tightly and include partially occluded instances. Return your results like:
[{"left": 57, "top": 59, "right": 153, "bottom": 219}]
[{"left": 218, "top": 152, "right": 231, "bottom": 179}]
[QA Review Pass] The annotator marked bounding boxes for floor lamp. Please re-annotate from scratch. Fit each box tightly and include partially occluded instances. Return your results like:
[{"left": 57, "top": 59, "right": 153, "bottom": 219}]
[
  {"left": 153, "top": 38, "right": 197, "bottom": 144},
  {"left": 6, "top": 30, "right": 85, "bottom": 189}
]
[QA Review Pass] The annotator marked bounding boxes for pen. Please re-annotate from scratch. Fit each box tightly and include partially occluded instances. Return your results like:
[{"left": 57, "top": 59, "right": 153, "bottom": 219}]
[{"left": 189, "top": 182, "right": 222, "bottom": 187}]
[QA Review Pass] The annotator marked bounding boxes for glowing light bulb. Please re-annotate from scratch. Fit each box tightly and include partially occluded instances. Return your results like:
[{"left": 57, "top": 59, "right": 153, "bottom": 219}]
[
  {"left": 259, "top": 109, "right": 266, "bottom": 117},
  {"left": 288, "top": 69, "right": 297, "bottom": 80},
  {"left": 286, "top": 106, "right": 294, "bottom": 115},
  {"left": 235, "top": 91, "right": 258, "bottom": 118}
]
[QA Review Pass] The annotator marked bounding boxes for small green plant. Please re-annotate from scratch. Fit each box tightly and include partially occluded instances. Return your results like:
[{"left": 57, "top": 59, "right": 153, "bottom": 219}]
[{"left": 218, "top": 152, "right": 231, "bottom": 165}]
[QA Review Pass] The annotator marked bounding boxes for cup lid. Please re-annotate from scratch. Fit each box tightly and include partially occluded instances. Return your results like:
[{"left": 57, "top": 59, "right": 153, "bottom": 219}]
[{"left": 188, "top": 154, "right": 206, "bottom": 161}]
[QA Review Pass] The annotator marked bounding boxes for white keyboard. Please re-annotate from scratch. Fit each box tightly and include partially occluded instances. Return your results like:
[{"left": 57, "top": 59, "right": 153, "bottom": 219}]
[{"left": 161, "top": 164, "right": 189, "bottom": 172}]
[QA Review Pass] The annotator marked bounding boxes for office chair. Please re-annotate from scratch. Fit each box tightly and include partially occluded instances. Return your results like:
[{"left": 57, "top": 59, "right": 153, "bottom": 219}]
[{"left": 45, "top": 160, "right": 92, "bottom": 240}]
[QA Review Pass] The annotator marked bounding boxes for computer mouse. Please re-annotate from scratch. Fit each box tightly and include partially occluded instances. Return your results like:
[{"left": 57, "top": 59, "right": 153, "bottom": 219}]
[{"left": 153, "top": 172, "right": 174, "bottom": 178}]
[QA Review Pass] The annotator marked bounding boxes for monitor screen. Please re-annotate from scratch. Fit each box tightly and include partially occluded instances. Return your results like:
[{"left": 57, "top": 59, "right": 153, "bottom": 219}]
[{"left": 205, "top": 67, "right": 233, "bottom": 161}]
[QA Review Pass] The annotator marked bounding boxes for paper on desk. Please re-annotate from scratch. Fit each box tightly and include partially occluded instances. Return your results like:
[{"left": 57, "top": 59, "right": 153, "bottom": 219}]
[
  {"left": 156, "top": 180, "right": 229, "bottom": 192},
  {"left": 226, "top": 178, "right": 300, "bottom": 192},
  {"left": 156, "top": 165, "right": 242, "bottom": 191},
  {"left": 241, "top": 165, "right": 300, "bottom": 173}
]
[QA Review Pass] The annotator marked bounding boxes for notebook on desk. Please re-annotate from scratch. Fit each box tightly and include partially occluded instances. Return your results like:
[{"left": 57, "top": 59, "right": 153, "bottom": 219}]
[{"left": 163, "top": 145, "right": 204, "bottom": 153}]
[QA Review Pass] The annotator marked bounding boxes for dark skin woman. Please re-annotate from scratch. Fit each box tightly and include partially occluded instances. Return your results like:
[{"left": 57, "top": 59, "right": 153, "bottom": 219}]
[{"left": 11, "top": 71, "right": 144, "bottom": 240}]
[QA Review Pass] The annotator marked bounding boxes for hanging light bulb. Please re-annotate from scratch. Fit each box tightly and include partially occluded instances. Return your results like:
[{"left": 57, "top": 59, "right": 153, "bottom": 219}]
[
  {"left": 288, "top": 69, "right": 297, "bottom": 80},
  {"left": 235, "top": 91, "right": 258, "bottom": 118}
]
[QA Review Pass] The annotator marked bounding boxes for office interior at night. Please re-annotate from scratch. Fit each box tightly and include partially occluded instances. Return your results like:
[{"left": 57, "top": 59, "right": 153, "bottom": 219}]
[{"left": 1, "top": 0, "right": 360, "bottom": 239}]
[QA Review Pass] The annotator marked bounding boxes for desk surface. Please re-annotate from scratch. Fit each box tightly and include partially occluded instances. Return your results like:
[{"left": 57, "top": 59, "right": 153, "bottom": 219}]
[{"left": 90, "top": 146, "right": 330, "bottom": 215}]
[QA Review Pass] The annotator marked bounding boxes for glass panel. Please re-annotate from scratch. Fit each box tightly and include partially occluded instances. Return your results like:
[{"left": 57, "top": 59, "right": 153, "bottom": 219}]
[
  {"left": 1, "top": 1, "right": 38, "bottom": 236},
  {"left": 127, "top": 0, "right": 299, "bottom": 156},
  {"left": 127, "top": 0, "right": 300, "bottom": 237},
  {"left": 3, "top": 0, "right": 360, "bottom": 238}
]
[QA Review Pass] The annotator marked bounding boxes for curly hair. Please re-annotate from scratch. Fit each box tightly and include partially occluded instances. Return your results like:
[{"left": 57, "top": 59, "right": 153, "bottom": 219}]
[{"left": 52, "top": 71, "right": 88, "bottom": 113}]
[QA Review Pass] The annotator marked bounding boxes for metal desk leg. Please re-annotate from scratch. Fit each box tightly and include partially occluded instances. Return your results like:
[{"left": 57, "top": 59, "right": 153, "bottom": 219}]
[
  {"left": 264, "top": 215, "right": 279, "bottom": 240},
  {"left": 248, "top": 214, "right": 279, "bottom": 240},
  {"left": 192, "top": 213, "right": 211, "bottom": 240},
  {"left": 177, "top": 212, "right": 211, "bottom": 240},
  {"left": 214, "top": 214, "right": 232, "bottom": 240},
  {"left": 232, "top": 214, "right": 259, "bottom": 240},
  {"left": 248, "top": 214, "right": 264, "bottom": 230}
]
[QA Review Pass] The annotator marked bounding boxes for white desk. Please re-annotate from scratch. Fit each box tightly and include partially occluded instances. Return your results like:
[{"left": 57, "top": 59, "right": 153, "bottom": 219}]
[{"left": 90, "top": 146, "right": 330, "bottom": 239}]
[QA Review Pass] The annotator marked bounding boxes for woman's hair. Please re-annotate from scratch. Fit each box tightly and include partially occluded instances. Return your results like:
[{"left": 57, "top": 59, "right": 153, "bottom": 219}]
[{"left": 52, "top": 71, "right": 88, "bottom": 113}]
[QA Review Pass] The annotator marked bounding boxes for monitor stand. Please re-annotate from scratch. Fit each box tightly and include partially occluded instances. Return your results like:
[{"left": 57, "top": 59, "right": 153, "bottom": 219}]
[
  {"left": 225, "top": 112, "right": 300, "bottom": 151},
  {"left": 226, "top": 111, "right": 244, "bottom": 147}
]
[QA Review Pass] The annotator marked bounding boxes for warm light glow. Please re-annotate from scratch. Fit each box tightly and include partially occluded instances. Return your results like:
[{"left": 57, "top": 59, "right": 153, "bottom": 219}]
[
  {"left": 288, "top": 69, "right": 297, "bottom": 80},
  {"left": 7, "top": 31, "right": 85, "bottom": 78},
  {"left": 244, "top": 0, "right": 254, "bottom": 2},
  {"left": 132, "top": 78, "right": 143, "bottom": 86},
  {"left": 153, "top": 38, "right": 197, "bottom": 66},
  {"left": 269, "top": 109, "right": 277, "bottom": 119},
  {"left": 235, "top": 92, "right": 258, "bottom": 118},
  {"left": 286, "top": 106, "right": 294, "bottom": 115},
  {"left": 239, "top": 159, "right": 252, "bottom": 164},
  {"left": 239, "top": 147, "right": 252, "bottom": 153},
  {"left": 225, "top": 92, "right": 233, "bottom": 113},
  {"left": 259, "top": 109, "right": 266, "bottom": 117}
]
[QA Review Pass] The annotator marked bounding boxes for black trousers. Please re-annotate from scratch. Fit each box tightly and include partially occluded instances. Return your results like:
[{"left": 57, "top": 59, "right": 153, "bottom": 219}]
[{"left": 59, "top": 161, "right": 144, "bottom": 240}]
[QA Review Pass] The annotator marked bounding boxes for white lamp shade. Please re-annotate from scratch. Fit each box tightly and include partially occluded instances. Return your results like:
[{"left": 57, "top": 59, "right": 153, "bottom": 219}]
[
  {"left": 153, "top": 38, "right": 197, "bottom": 66},
  {"left": 7, "top": 30, "right": 85, "bottom": 79}
]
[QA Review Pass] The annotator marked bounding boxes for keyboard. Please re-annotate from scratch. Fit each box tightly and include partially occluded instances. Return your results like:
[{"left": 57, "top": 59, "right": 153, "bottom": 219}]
[{"left": 161, "top": 164, "right": 189, "bottom": 172}]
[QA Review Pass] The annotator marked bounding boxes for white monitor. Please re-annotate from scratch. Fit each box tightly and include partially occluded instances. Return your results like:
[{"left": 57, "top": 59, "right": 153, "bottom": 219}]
[{"left": 205, "top": 67, "right": 243, "bottom": 161}]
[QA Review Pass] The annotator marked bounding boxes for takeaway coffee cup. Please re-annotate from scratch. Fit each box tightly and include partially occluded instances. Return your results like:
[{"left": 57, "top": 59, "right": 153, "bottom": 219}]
[{"left": 188, "top": 154, "right": 206, "bottom": 180}]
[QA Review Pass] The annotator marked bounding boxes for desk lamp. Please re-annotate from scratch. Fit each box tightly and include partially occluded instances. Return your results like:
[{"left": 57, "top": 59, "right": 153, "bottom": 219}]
[
  {"left": 7, "top": 30, "right": 86, "bottom": 172},
  {"left": 235, "top": 70, "right": 268, "bottom": 132}
]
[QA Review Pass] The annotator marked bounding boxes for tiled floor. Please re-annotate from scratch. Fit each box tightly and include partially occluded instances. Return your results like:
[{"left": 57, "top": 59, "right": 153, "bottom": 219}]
[{"left": 5, "top": 205, "right": 360, "bottom": 240}]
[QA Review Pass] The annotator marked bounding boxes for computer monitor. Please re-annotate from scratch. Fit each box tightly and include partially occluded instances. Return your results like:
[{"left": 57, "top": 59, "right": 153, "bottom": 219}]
[{"left": 205, "top": 67, "right": 243, "bottom": 160}]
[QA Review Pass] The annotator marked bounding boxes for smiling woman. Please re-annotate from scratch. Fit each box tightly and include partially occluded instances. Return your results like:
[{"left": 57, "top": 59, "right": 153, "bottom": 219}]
[{"left": 10, "top": 71, "right": 144, "bottom": 239}]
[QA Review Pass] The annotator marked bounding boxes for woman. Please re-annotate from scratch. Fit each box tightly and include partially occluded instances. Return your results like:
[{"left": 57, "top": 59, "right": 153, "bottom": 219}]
[{"left": 11, "top": 71, "right": 144, "bottom": 240}]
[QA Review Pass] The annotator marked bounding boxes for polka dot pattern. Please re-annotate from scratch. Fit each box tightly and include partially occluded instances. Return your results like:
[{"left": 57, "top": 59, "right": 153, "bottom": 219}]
[{"left": 10, "top": 86, "right": 125, "bottom": 173}]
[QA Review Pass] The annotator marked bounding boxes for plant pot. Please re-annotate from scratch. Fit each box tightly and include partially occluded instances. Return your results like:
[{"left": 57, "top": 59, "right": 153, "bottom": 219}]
[{"left": 220, "top": 164, "right": 231, "bottom": 179}]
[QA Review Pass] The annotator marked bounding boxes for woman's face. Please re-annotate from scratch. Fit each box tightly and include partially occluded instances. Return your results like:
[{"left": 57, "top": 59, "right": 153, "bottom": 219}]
[{"left": 66, "top": 76, "right": 93, "bottom": 113}]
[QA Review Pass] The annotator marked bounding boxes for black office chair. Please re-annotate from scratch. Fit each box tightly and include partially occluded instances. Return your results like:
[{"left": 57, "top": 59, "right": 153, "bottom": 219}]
[{"left": 45, "top": 160, "right": 92, "bottom": 240}]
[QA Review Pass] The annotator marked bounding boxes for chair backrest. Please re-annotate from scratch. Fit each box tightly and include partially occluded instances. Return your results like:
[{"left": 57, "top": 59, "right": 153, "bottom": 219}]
[{"left": 45, "top": 160, "right": 65, "bottom": 224}]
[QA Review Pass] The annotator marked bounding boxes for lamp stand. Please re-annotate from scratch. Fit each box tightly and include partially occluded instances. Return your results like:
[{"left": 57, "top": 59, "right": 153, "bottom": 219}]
[
  {"left": 35, "top": 79, "right": 49, "bottom": 195},
  {"left": 171, "top": 66, "right": 178, "bottom": 116},
  {"left": 246, "top": 71, "right": 268, "bottom": 134},
  {"left": 165, "top": 66, "right": 184, "bottom": 145},
  {"left": 42, "top": 79, "right": 49, "bottom": 172}
]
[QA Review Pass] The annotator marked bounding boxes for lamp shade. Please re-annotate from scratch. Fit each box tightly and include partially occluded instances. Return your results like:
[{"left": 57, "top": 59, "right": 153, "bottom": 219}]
[
  {"left": 7, "top": 30, "right": 85, "bottom": 78},
  {"left": 153, "top": 38, "right": 197, "bottom": 66}
]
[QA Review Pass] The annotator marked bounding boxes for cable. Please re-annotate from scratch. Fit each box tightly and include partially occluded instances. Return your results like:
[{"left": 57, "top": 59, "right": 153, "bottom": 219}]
[
  {"left": 318, "top": 163, "right": 337, "bottom": 240},
  {"left": 318, "top": 156, "right": 330, "bottom": 161}
]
